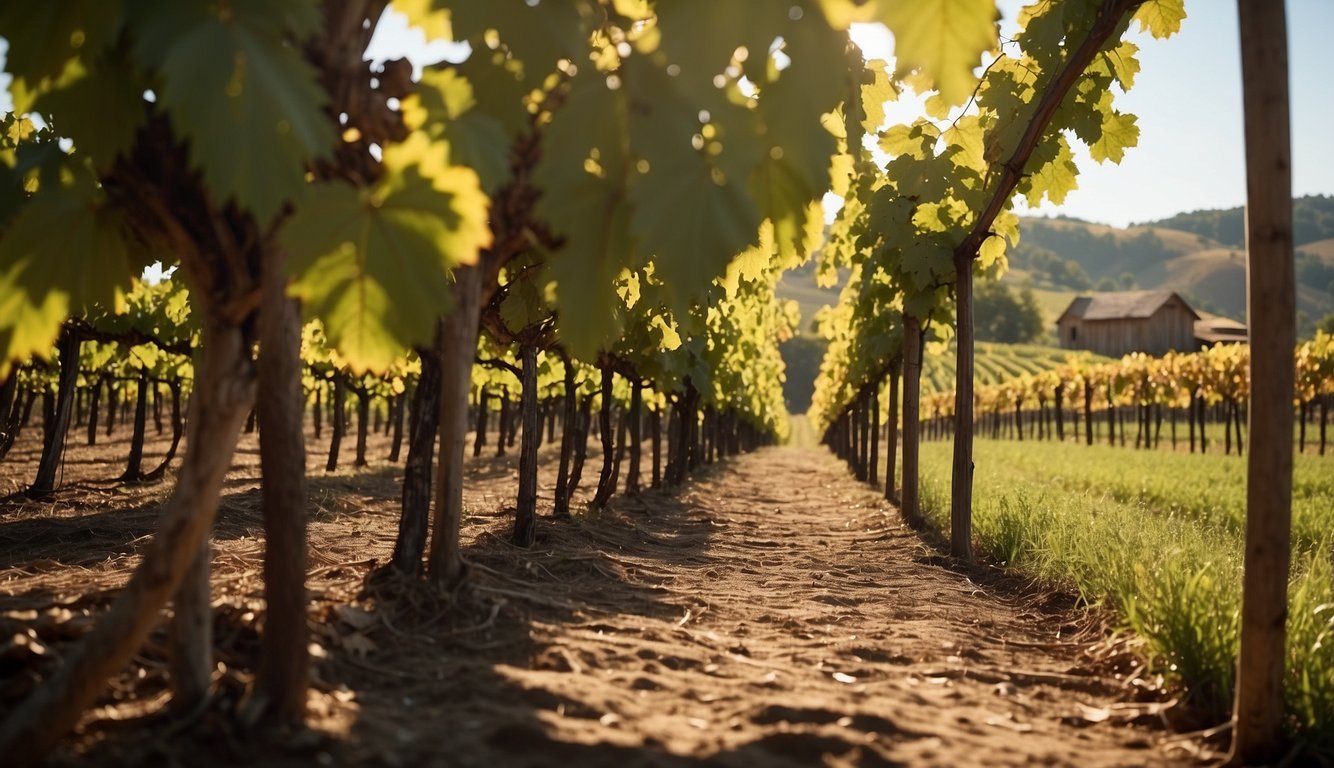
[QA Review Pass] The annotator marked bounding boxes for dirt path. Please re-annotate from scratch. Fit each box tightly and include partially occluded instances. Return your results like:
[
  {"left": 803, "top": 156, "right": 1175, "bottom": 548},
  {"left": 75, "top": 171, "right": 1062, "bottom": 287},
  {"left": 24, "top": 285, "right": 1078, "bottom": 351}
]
[{"left": 2, "top": 436, "right": 1183, "bottom": 766}]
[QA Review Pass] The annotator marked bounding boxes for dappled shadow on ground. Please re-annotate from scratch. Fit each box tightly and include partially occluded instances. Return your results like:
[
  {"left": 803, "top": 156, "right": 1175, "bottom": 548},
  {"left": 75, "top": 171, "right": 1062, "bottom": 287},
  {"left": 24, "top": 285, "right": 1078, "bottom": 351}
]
[{"left": 2, "top": 424, "right": 1187, "bottom": 766}]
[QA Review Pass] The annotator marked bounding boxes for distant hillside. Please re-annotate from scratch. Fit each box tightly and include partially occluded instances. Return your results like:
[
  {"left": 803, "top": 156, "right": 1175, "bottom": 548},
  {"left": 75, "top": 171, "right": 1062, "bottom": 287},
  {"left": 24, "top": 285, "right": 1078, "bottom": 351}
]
[
  {"left": 1009, "top": 196, "right": 1334, "bottom": 334},
  {"left": 776, "top": 195, "right": 1334, "bottom": 352},
  {"left": 1135, "top": 194, "right": 1334, "bottom": 248}
]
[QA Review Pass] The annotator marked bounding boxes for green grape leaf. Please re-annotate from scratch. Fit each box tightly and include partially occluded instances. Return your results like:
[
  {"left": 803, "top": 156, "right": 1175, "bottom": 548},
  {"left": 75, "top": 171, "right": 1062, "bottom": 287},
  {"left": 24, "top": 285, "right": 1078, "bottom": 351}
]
[
  {"left": 625, "top": 56, "right": 760, "bottom": 312},
  {"left": 0, "top": 176, "right": 139, "bottom": 374},
  {"left": 1089, "top": 110, "right": 1139, "bottom": 164},
  {"left": 498, "top": 273, "right": 549, "bottom": 335},
  {"left": 284, "top": 136, "right": 491, "bottom": 373},
  {"left": 753, "top": 6, "right": 846, "bottom": 196},
  {"left": 750, "top": 157, "right": 816, "bottom": 261},
  {"left": 0, "top": 0, "right": 122, "bottom": 86},
  {"left": 406, "top": 67, "right": 512, "bottom": 193},
  {"left": 34, "top": 53, "right": 146, "bottom": 173},
  {"left": 458, "top": 52, "right": 532, "bottom": 139},
  {"left": 533, "top": 70, "right": 632, "bottom": 359},
  {"left": 447, "top": 0, "right": 589, "bottom": 84},
  {"left": 878, "top": 0, "right": 999, "bottom": 107},
  {"left": 653, "top": 0, "right": 790, "bottom": 109},
  {"left": 149, "top": 2, "right": 334, "bottom": 224}
]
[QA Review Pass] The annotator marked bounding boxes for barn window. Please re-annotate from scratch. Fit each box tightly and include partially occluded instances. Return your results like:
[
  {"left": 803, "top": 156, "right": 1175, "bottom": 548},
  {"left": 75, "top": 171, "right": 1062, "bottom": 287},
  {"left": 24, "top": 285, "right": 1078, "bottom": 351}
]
[{"left": 1070, "top": 326, "right": 1077, "bottom": 341}]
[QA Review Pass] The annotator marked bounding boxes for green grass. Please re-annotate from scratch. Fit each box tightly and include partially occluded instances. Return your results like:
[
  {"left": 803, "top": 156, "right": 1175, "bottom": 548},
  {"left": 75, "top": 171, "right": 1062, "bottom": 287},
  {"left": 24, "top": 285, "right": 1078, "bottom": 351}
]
[{"left": 916, "top": 439, "right": 1334, "bottom": 739}]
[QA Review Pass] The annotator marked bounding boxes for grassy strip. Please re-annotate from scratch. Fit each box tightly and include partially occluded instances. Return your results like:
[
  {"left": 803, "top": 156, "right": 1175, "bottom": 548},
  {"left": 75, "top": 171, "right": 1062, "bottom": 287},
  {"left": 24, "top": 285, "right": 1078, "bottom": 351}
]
[
  {"left": 917, "top": 439, "right": 1334, "bottom": 741},
  {"left": 954, "top": 442, "right": 1334, "bottom": 548}
]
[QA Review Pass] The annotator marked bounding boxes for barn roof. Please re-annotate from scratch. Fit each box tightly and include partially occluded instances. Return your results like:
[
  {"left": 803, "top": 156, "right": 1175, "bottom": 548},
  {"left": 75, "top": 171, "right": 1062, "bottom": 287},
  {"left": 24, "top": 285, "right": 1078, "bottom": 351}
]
[
  {"left": 1195, "top": 312, "right": 1248, "bottom": 344},
  {"left": 1057, "top": 290, "right": 1200, "bottom": 323}
]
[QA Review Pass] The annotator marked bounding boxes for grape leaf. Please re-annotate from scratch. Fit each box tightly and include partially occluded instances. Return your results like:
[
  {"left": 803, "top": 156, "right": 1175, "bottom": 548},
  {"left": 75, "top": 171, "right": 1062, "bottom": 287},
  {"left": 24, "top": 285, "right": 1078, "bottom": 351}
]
[
  {"left": 447, "top": 0, "right": 589, "bottom": 85},
  {"left": 0, "top": 176, "right": 140, "bottom": 374},
  {"left": 878, "top": 0, "right": 999, "bottom": 107},
  {"left": 148, "top": 1, "right": 334, "bottom": 224},
  {"left": 284, "top": 136, "right": 491, "bottom": 373},
  {"left": 653, "top": 0, "right": 789, "bottom": 109},
  {"left": 624, "top": 56, "right": 760, "bottom": 313},
  {"left": 532, "top": 70, "right": 633, "bottom": 359},
  {"left": 1089, "top": 110, "right": 1139, "bottom": 164},
  {"left": 391, "top": 0, "right": 453, "bottom": 41},
  {"left": 0, "top": 0, "right": 122, "bottom": 86},
  {"left": 754, "top": 7, "right": 846, "bottom": 201},
  {"left": 1133, "top": 0, "right": 1186, "bottom": 39},
  {"left": 405, "top": 67, "right": 511, "bottom": 193},
  {"left": 34, "top": 53, "right": 146, "bottom": 173},
  {"left": 498, "top": 272, "right": 549, "bottom": 336}
]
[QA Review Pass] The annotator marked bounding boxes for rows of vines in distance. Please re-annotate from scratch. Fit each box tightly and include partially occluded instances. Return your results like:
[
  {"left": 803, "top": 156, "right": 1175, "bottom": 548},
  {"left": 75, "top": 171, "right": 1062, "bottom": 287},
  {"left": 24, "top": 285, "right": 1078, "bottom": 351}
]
[
  {"left": 918, "top": 334, "right": 1334, "bottom": 455},
  {"left": 919, "top": 340, "right": 1110, "bottom": 395}
]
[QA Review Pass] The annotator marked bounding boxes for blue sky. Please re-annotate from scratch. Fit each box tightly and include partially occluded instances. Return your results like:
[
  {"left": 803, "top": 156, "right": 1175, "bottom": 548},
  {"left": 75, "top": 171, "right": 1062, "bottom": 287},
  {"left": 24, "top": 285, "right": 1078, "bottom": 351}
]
[{"left": 4, "top": 1, "right": 1331, "bottom": 229}]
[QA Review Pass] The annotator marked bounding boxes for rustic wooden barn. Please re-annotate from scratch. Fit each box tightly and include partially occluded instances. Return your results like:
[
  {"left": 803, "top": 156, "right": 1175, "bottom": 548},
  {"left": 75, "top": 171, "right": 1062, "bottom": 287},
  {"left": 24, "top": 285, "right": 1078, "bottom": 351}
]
[{"left": 1056, "top": 290, "right": 1200, "bottom": 357}]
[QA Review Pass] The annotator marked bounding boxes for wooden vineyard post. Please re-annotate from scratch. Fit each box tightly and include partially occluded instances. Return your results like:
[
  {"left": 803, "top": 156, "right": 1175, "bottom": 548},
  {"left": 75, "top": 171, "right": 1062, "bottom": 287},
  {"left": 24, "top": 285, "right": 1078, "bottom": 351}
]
[
  {"left": 1230, "top": 0, "right": 1296, "bottom": 762},
  {"left": 950, "top": 249, "right": 974, "bottom": 560},
  {"left": 900, "top": 314, "right": 923, "bottom": 526}
]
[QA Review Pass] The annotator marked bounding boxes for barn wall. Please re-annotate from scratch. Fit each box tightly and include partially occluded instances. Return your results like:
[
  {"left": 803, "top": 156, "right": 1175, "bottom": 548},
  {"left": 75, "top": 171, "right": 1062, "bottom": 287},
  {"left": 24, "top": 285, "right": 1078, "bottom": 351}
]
[{"left": 1059, "top": 304, "right": 1197, "bottom": 357}]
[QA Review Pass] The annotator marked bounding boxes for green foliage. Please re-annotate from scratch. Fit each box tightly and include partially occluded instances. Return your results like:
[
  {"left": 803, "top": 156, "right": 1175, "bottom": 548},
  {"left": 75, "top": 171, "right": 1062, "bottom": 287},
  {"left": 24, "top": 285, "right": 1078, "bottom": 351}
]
[
  {"left": 0, "top": 169, "right": 143, "bottom": 374},
  {"left": 131, "top": 0, "right": 334, "bottom": 223},
  {"left": 284, "top": 137, "right": 491, "bottom": 373},
  {"left": 973, "top": 281, "right": 1043, "bottom": 344}
]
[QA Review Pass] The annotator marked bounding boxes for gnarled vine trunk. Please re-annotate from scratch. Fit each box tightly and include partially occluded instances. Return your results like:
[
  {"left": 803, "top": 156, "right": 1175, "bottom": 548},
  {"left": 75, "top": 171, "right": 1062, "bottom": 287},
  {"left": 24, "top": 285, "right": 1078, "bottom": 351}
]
[
  {"left": 429, "top": 265, "right": 483, "bottom": 589},
  {"left": 512, "top": 344, "right": 541, "bottom": 547},
  {"left": 392, "top": 336, "right": 441, "bottom": 575},
  {"left": 250, "top": 246, "right": 309, "bottom": 725},
  {"left": 0, "top": 280, "right": 256, "bottom": 762}
]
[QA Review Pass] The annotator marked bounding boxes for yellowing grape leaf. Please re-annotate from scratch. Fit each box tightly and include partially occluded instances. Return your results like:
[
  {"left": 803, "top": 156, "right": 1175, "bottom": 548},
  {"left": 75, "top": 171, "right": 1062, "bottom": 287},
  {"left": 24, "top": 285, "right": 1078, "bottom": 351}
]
[
  {"left": 878, "top": 0, "right": 999, "bottom": 107},
  {"left": 392, "top": 0, "right": 452, "bottom": 41},
  {"left": 284, "top": 138, "right": 490, "bottom": 374},
  {"left": 0, "top": 178, "right": 139, "bottom": 375},
  {"left": 1089, "top": 110, "right": 1139, "bottom": 164},
  {"left": 860, "top": 60, "right": 897, "bottom": 133},
  {"left": 405, "top": 67, "right": 512, "bottom": 193},
  {"left": 1133, "top": 0, "right": 1186, "bottom": 39}
]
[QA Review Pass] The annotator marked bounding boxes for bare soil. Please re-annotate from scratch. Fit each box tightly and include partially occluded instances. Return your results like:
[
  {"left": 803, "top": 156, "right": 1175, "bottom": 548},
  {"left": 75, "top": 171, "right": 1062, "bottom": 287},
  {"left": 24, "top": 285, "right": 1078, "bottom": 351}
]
[{"left": 0, "top": 419, "right": 1201, "bottom": 766}]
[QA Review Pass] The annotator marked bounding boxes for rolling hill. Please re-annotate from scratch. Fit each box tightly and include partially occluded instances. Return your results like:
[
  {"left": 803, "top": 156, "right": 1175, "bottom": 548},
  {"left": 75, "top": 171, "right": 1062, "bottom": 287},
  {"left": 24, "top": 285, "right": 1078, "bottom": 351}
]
[{"left": 778, "top": 195, "right": 1334, "bottom": 339}]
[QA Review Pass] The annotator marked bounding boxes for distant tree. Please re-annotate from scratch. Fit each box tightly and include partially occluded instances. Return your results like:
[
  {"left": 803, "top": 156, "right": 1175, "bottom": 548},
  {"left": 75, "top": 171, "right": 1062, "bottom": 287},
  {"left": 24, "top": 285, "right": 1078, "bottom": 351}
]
[
  {"left": 1095, "top": 277, "right": 1117, "bottom": 291},
  {"left": 975, "top": 283, "right": 1044, "bottom": 344},
  {"left": 779, "top": 335, "right": 828, "bottom": 413},
  {"left": 1059, "top": 259, "right": 1091, "bottom": 290},
  {"left": 1319, "top": 313, "right": 1334, "bottom": 335},
  {"left": 1118, "top": 272, "right": 1137, "bottom": 290}
]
